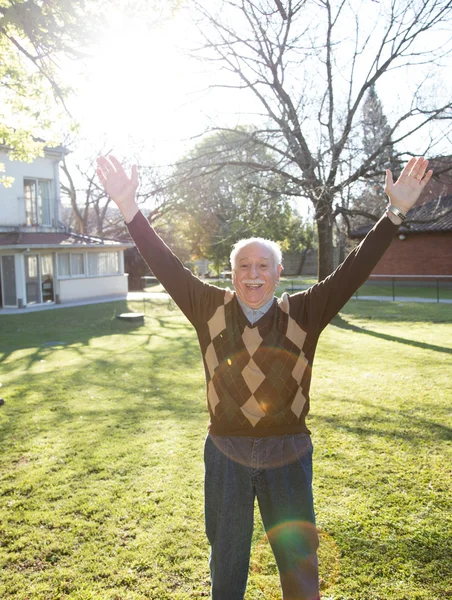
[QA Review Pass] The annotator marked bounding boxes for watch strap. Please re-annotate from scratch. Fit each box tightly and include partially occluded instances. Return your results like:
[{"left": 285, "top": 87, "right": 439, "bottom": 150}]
[{"left": 388, "top": 205, "right": 407, "bottom": 222}]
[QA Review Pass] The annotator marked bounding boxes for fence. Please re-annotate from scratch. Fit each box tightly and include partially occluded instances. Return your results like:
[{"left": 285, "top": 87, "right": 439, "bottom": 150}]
[{"left": 355, "top": 275, "right": 452, "bottom": 303}]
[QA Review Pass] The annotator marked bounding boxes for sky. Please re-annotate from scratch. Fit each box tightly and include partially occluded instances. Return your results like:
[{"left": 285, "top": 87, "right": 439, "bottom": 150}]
[
  {"left": 67, "top": 7, "right": 256, "bottom": 166},
  {"left": 66, "top": 1, "right": 452, "bottom": 176}
]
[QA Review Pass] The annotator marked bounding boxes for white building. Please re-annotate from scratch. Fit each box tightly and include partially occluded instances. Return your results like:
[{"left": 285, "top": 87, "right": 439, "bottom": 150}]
[{"left": 0, "top": 145, "right": 131, "bottom": 309}]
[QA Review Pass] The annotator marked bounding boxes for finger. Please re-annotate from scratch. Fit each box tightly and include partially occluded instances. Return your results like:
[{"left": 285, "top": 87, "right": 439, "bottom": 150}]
[
  {"left": 410, "top": 157, "right": 428, "bottom": 180},
  {"left": 96, "top": 155, "right": 114, "bottom": 173},
  {"left": 108, "top": 154, "right": 125, "bottom": 174},
  {"left": 419, "top": 169, "right": 433, "bottom": 188},
  {"left": 131, "top": 164, "right": 139, "bottom": 187},
  {"left": 385, "top": 169, "right": 394, "bottom": 192},
  {"left": 96, "top": 167, "right": 107, "bottom": 187},
  {"left": 398, "top": 157, "right": 417, "bottom": 182}
]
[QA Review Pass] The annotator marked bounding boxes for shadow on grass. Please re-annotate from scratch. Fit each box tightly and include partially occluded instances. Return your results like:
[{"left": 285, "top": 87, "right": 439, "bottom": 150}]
[
  {"left": 311, "top": 394, "right": 452, "bottom": 444},
  {"left": 0, "top": 327, "right": 207, "bottom": 463},
  {"left": 0, "top": 300, "right": 208, "bottom": 459},
  {"left": 331, "top": 314, "right": 452, "bottom": 355},
  {"left": 0, "top": 299, "right": 191, "bottom": 367}
]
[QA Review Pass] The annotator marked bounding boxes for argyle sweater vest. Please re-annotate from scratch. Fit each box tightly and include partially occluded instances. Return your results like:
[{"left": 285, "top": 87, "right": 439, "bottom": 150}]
[{"left": 127, "top": 211, "right": 398, "bottom": 437}]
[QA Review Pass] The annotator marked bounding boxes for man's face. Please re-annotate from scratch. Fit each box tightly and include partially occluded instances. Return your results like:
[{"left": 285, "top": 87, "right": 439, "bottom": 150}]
[{"left": 232, "top": 242, "right": 282, "bottom": 309}]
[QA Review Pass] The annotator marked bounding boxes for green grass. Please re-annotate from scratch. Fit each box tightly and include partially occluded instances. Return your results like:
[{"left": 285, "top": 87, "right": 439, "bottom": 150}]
[{"left": 0, "top": 299, "right": 451, "bottom": 599}]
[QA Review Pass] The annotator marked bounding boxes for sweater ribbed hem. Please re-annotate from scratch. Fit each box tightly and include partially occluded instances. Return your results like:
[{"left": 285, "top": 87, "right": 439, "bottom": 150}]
[{"left": 208, "top": 421, "right": 311, "bottom": 437}]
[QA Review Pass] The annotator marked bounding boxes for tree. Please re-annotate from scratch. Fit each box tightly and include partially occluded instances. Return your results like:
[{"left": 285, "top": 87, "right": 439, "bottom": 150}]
[
  {"left": 0, "top": 0, "right": 180, "bottom": 185},
  {"left": 167, "top": 128, "right": 302, "bottom": 271},
  {"left": 60, "top": 145, "right": 170, "bottom": 237},
  {"left": 191, "top": 0, "right": 452, "bottom": 280},
  {"left": 0, "top": 0, "right": 100, "bottom": 183},
  {"left": 341, "top": 84, "right": 401, "bottom": 230},
  {"left": 334, "top": 84, "right": 400, "bottom": 238},
  {"left": 278, "top": 212, "right": 317, "bottom": 276}
]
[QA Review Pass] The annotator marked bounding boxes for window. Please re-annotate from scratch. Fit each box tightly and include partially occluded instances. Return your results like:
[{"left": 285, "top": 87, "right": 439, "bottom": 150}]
[
  {"left": 58, "top": 253, "right": 70, "bottom": 276},
  {"left": 88, "top": 252, "right": 120, "bottom": 276},
  {"left": 71, "top": 253, "right": 85, "bottom": 275},
  {"left": 58, "top": 251, "right": 119, "bottom": 277},
  {"left": 24, "top": 179, "right": 52, "bottom": 226}
]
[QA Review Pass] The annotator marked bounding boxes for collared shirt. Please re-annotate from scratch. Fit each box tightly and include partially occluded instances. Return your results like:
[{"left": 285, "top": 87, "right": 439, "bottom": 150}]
[{"left": 237, "top": 295, "right": 275, "bottom": 325}]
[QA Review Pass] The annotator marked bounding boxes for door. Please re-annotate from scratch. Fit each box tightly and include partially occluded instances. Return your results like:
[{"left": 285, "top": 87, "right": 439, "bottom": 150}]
[
  {"left": 25, "top": 255, "right": 40, "bottom": 304},
  {"left": 40, "top": 254, "right": 54, "bottom": 303},
  {"left": 25, "top": 254, "right": 55, "bottom": 305},
  {"left": 0, "top": 256, "right": 17, "bottom": 307}
]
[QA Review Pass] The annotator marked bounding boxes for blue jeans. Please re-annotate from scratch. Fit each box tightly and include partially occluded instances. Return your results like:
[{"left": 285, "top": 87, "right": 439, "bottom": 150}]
[{"left": 204, "top": 434, "right": 320, "bottom": 600}]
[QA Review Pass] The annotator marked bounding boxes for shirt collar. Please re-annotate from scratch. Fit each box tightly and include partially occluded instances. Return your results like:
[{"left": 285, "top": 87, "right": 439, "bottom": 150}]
[{"left": 236, "top": 295, "right": 275, "bottom": 325}]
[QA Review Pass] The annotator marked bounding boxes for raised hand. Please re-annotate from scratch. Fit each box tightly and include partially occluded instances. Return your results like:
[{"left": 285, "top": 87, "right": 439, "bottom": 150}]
[
  {"left": 385, "top": 157, "right": 433, "bottom": 215},
  {"left": 96, "top": 155, "right": 139, "bottom": 223}
]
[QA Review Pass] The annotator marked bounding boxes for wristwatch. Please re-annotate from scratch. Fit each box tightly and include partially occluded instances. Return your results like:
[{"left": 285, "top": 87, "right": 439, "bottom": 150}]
[{"left": 387, "top": 205, "right": 407, "bottom": 222}]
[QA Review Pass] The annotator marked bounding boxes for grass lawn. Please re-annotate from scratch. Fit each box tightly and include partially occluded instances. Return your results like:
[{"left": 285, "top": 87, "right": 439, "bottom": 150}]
[{"left": 0, "top": 299, "right": 451, "bottom": 599}]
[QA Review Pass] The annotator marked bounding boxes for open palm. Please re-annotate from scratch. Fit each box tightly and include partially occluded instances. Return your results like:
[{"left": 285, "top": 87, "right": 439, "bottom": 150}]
[
  {"left": 385, "top": 157, "right": 433, "bottom": 213},
  {"left": 96, "top": 155, "right": 139, "bottom": 210}
]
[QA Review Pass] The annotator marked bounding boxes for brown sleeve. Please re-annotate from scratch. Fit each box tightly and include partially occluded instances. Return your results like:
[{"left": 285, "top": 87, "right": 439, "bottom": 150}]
[
  {"left": 293, "top": 214, "right": 399, "bottom": 332},
  {"left": 126, "top": 210, "right": 223, "bottom": 325}
]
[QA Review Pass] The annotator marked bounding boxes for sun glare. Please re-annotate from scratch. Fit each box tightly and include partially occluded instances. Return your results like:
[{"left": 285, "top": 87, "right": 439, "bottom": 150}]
[{"left": 71, "top": 12, "right": 211, "bottom": 162}]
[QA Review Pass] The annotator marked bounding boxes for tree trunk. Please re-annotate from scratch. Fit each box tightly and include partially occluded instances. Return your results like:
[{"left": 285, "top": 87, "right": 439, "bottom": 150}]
[
  {"left": 71, "top": 196, "right": 86, "bottom": 235},
  {"left": 316, "top": 214, "right": 334, "bottom": 282},
  {"left": 296, "top": 248, "right": 309, "bottom": 276}
]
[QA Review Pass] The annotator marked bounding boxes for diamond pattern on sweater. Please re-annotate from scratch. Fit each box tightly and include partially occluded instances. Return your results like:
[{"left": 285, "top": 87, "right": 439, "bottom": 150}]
[
  {"left": 205, "top": 342, "right": 219, "bottom": 377},
  {"left": 202, "top": 290, "right": 310, "bottom": 430},
  {"left": 241, "top": 358, "right": 265, "bottom": 394},
  {"left": 242, "top": 325, "right": 263, "bottom": 356},
  {"left": 208, "top": 380, "right": 220, "bottom": 414},
  {"left": 241, "top": 395, "right": 267, "bottom": 426},
  {"left": 208, "top": 305, "right": 227, "bottom": 340},
  {"left": 278, "top": 292, "right": 290, "bottom": 314},
  {"left": 286, "top": 315, "right": 307, "bottom": 348},
  {"left": 224, "top": 289, "right": 234, "bottom": 304},
  {"left": 291, "top": 387, "right": 307, "bottom": 418},
  {"left": 292, "top": 354, "right": 308, "bottom": 384}
]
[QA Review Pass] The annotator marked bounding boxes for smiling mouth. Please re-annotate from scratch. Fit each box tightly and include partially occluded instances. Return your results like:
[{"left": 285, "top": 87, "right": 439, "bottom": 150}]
[{"left": 245, "top": 283, "right": 264, "bottom": 289}]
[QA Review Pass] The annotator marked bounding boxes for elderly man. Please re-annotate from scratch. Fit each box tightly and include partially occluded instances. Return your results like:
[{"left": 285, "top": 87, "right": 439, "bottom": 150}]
[{"left": 97, "top": 156, "right": 432, "bottom": 600}]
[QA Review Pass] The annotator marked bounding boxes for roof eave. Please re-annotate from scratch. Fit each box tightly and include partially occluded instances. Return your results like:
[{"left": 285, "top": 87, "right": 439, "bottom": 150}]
[{"left": 0, "top": 243, "right": 133, "bottom": 250}]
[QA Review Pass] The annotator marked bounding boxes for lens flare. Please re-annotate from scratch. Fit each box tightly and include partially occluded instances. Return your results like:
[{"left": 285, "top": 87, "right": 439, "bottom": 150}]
[
  {"left": 266, "top": 520, "right": 319, "bottom": 557},
  {"left": 208, "top": 430, "right": 313, "bottom": 469}
]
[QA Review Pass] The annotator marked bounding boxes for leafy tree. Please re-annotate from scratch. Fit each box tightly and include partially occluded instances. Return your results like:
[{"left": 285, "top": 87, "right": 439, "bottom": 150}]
[
  {"left": 168, "top": 128, "right": 301, "bottom": 271},
  {"left": 0, "top": 0, "right": 99, "bottom": 183},
  {"left": 0, "top": 0, "right": 180, "bottom": 185}
]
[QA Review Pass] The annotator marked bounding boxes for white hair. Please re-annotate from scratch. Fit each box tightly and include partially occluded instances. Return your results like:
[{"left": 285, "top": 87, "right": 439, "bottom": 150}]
[{"left": 230, "top": 237, "right": 282, "bottom": 269}]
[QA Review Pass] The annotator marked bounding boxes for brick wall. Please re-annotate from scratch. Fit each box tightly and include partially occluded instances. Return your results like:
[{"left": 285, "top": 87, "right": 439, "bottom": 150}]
[
  {"left": 372, "top": 232, "right": 452, "bottom": 275},
  {"left": 417, "top": 158, "right": 452, "bottom": 206}
]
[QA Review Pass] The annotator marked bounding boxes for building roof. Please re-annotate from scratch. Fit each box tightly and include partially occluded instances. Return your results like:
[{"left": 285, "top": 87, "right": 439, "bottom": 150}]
[
  {"left": 351, "top": 195, "right": 452, "bottom": 238},
  {"left": 0, "top": 231, "right": 132, "bottom": 250}
]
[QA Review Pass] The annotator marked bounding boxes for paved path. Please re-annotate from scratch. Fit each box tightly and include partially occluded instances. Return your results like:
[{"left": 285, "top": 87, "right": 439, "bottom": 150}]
[
  {"left": 353, "top": 294, "right": 452, "bottom": 304},
  {"left": 0, "top": 290, "right": 451, "bottom": 315},
  {"left": 0, "top": 291, "right": 169, "bottom": 315}
]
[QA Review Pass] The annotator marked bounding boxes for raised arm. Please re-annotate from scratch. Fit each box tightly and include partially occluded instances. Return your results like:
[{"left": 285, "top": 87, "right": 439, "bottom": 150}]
[
  {"left": 96, "top": 155, "right": 224, "bottom": 326},
  {"left": 300, "top": 156, "right": 433, "bottom": 331}
]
